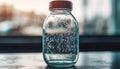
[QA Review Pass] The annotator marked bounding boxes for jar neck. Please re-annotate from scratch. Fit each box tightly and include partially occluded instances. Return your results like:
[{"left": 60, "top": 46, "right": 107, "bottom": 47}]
[{"left": 50, "top": 9, "right": 71, "bottom": 14}]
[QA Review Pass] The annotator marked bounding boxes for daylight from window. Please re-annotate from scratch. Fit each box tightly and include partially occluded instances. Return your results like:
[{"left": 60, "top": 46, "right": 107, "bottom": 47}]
[{"left": 0, "top": 0, "right": 113, "bottom": 36}]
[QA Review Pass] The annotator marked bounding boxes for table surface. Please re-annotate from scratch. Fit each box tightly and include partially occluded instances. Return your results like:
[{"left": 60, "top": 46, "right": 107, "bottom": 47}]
[{"left": 0, "top": 52, "right": 119, "bottom": 69}]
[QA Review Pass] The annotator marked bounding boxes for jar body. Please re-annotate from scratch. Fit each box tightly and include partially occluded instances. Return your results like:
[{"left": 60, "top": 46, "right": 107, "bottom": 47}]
[{"left": 42, "top": 10, "right": 79, "bottom": 67}]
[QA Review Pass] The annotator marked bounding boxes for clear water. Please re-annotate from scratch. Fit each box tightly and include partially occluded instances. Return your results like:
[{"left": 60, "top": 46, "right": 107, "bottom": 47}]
[{"left": 43, "top": 32, "right": 79, "bottom": 67}]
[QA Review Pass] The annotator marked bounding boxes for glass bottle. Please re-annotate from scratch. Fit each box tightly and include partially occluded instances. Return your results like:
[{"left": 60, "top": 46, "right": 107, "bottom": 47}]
[{"left": 42, "top": 0, "right": 79, "bottom": 67}]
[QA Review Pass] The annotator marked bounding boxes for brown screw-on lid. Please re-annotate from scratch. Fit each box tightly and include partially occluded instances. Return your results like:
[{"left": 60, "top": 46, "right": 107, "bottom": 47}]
[{"left": 49, "top": 0, "right": 72, "bottom": 11}]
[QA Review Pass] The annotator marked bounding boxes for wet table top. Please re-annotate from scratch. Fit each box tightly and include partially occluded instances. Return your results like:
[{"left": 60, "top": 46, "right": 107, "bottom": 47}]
[{"left": 0, "top": 52, "right": 119, "bottom": 69}]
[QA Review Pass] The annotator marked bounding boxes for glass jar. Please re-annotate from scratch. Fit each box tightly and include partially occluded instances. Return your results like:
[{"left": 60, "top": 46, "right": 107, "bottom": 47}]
[{"left": 42, "top": 0, "right": 79, "bottom": 67}]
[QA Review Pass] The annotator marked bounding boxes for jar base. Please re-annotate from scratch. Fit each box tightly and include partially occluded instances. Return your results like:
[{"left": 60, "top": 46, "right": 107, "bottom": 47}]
[{"left": 46, "top": 60, "right": 76, "bottom": 67}]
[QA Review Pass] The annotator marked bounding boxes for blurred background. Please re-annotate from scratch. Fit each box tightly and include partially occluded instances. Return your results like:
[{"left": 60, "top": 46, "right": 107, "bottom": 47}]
[{"left": 0, "top": 0, "right": 116, "bottom": 36}]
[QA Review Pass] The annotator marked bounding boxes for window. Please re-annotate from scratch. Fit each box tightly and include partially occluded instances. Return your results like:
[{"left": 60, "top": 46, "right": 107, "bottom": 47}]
[
  {"left": 82, "top": 0, "right": 114, "bottom": 35},
  {"left": 0, "top": 0, "right": 114, "bottom": 36},
  {"left": 0, "top": 0, "right": 119, "bottom": 52}
]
